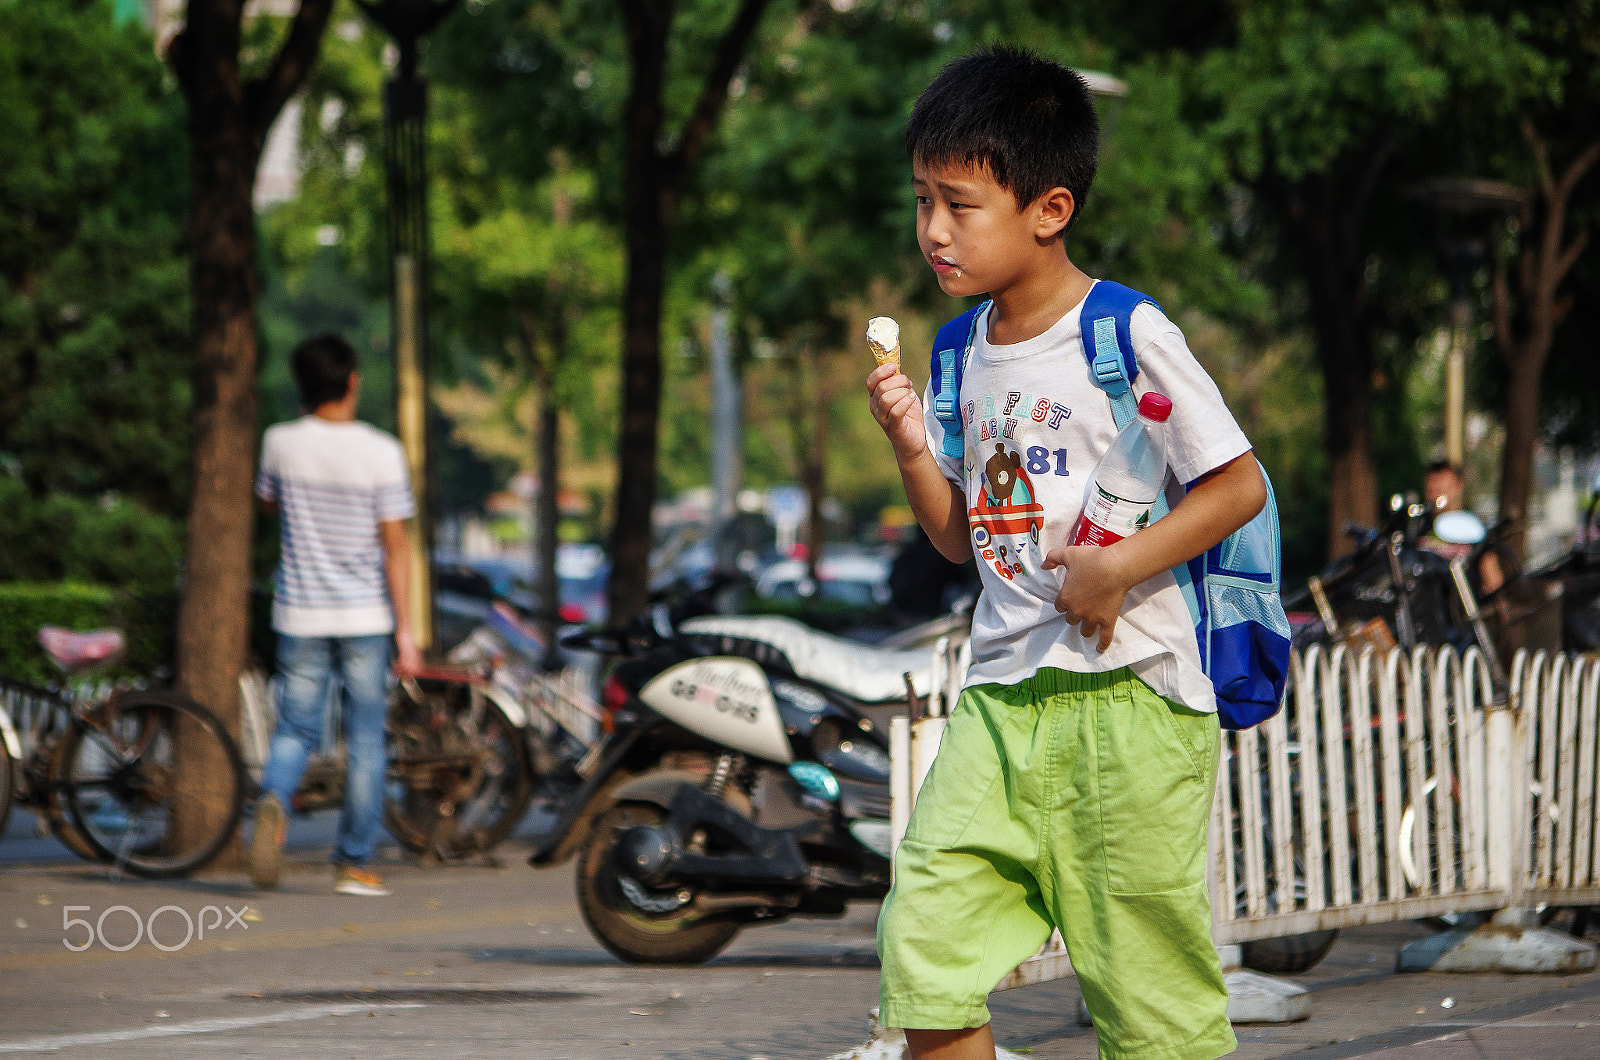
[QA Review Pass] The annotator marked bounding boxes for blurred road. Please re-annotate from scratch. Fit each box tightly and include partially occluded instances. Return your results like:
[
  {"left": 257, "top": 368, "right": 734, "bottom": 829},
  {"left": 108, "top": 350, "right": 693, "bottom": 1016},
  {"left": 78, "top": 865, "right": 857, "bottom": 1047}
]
[{"left": 2, "top": 805, "right": 1599, "bottom": 1059}]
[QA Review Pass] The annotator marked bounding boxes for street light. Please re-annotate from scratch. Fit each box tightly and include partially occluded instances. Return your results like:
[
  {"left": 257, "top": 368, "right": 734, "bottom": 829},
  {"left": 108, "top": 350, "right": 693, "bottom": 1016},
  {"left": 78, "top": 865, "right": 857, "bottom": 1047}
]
[
  {"left": 1408, "top": 178, "right": 1526, "bottom": 472},
  {"left": 355, "top": 0, "right": 460, "bottom": 653}
]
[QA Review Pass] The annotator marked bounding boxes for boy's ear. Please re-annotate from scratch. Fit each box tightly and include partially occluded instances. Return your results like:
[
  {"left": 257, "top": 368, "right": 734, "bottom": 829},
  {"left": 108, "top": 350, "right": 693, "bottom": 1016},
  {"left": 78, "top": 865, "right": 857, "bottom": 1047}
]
[{"left": 1033, "top": 187, "right": 1076, "bottom": 240}]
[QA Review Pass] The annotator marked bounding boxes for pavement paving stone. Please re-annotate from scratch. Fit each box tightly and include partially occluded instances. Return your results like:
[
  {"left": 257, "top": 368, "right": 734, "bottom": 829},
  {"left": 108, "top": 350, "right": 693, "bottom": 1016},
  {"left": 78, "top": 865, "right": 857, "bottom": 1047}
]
[{"left": 4, "top": 843, "right": 1600, "bottom": 1059}]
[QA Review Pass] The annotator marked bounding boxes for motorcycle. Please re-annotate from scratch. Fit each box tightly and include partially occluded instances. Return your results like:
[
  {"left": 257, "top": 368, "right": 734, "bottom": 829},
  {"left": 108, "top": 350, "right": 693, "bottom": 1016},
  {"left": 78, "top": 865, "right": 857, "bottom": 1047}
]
[
  {"left": 1524, "top": 490, "right": 1600, "bottom": 652},
  {"left": 527, "top": 600, "right": 941, "bottom": 965}
]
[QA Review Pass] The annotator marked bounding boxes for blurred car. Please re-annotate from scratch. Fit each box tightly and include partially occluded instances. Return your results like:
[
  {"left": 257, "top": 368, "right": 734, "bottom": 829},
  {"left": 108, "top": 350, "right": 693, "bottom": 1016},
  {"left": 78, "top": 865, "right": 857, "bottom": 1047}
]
[
  {"left": 755, "top": 550, "right": 893, "bottom": 609},
  {"left": 433, "top": 545, "right": 610, "bottom": 651}
]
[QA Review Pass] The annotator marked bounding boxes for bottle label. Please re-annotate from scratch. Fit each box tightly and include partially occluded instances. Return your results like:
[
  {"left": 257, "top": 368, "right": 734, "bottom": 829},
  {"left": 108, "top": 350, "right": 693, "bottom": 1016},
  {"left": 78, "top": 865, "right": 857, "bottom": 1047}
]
[{"left": 1070, "top": 484, "right": 1153, "bottom": 547}]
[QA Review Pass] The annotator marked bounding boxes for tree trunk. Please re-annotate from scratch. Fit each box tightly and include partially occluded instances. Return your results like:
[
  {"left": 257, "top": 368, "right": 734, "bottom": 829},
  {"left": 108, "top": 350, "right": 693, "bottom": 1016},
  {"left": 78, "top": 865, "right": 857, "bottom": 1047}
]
[
  {"left": 605, "top": 0, "right": 770, "bottom": 624},
  {"left": 606, "top": 0, "right": 673, "bottom": 624},
  {"left": 1497, "top": 351, "right": 1544, "bottom": 549},
  {"left": 1271, "top": 164, "right": 1387, "bottom": 559},
  {"left": 171, "top": 0, "right": 331, "bottom": 867},
  {"left": 1310, "top": 288, "right": 1379, "bottom": 558},
  {"left": 172, "top": 2, "right": 260, "bottom": 864},
  {"left": 1492, "top": 128, "right": 1598, "bottom": 559}
]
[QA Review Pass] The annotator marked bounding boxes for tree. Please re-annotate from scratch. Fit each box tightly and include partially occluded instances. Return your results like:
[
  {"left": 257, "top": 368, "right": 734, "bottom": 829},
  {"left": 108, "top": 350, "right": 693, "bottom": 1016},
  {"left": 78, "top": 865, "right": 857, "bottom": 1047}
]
[
  {"left": 0, "top": 0, "right": 190, "bottom": 525},
  {"left": 686, "top": 4, "right": 942, "bottom": 567},
  {"left": 166, "top": 0, "right": 333, "bottom": 850},
  {"left": 1199, "top": 0, "right": 1545, "bottom": 555},
  {"left": 1482, "top": 2, "right": 1600, "bottom": 555},
  {"left": 604, "top": 0, "right": 774, "bottom": 620}
]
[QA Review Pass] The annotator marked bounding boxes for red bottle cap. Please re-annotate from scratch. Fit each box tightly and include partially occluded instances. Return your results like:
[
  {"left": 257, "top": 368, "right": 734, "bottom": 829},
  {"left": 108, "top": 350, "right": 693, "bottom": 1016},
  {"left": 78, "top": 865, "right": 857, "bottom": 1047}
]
[{"left": 1138, "top": 392, "right": 1173, "bottom": 422}]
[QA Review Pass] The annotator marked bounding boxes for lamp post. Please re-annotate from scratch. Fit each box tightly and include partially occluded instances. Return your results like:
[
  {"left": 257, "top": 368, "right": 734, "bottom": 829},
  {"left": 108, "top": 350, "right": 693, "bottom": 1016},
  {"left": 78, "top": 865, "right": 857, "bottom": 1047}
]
[
  {"left": 1408, "top": 178, "right": 1525, "bottom": 472},
  {"left": 355, "top": 0, "right": 459, "bottom": 652}
]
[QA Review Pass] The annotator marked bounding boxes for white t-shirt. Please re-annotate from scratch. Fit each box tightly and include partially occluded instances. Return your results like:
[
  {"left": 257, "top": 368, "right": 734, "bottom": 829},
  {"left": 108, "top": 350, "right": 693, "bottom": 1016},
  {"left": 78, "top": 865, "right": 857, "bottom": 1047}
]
[
  {"left": 925, "top": 284, "right": 1252, "bottom": 712},
  {"left": 255, "top": 417, "right": 415, "bottom": 638}
]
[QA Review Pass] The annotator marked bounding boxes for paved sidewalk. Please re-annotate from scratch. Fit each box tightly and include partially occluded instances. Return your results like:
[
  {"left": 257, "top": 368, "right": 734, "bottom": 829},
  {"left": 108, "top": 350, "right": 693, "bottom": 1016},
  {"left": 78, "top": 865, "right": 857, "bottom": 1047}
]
[{"left": 1, "top": 832, "right": 1598, "bottom": 1058}]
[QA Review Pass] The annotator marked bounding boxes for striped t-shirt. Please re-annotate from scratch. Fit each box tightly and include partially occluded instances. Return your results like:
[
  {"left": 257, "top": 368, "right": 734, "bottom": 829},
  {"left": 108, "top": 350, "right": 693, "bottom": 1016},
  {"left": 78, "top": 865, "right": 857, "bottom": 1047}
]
[{"left": 256, "top": 416, "right": 415, "bottom": 637}]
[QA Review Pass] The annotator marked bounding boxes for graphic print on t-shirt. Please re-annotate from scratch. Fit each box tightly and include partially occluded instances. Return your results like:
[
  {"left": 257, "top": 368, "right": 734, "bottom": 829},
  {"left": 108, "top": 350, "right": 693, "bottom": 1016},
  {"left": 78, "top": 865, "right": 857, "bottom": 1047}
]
[
  {"left": 970, "top": 440, "right": 1043, "bottom": 582},
  {"left": 962, "top": 387, "right": 1080, "bottom": 585}
]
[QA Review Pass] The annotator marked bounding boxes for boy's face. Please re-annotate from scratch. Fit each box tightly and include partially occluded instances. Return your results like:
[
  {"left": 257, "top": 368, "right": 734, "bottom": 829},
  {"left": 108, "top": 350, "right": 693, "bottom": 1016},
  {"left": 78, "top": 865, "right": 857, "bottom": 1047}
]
[{"left": 912, "top": 158, "right": 1070, "bottom": 300}]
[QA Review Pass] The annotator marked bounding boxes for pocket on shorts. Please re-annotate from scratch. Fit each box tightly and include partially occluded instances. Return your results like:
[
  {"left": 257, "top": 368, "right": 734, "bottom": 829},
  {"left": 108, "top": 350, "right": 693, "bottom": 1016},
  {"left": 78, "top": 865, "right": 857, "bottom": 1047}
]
[
  {"left": 902, "top": 694, "right": 1005, "bottom": 850},
  {"left": 1098, "top": 687, "right": 1219, "bottom": 895}
]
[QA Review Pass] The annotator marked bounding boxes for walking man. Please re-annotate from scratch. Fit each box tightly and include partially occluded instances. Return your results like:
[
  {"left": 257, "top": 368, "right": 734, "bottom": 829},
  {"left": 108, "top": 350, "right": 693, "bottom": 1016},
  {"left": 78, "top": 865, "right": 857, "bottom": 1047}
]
[{"left": 249, "top": 333, "right": 423, "bottom": 896}]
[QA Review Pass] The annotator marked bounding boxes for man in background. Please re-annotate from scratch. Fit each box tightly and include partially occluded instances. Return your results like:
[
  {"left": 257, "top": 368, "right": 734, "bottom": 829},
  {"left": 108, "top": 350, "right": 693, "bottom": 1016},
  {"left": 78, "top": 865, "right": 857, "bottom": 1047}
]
[{"left": 249, "top": 333, "right": 423, "bottom": 897}]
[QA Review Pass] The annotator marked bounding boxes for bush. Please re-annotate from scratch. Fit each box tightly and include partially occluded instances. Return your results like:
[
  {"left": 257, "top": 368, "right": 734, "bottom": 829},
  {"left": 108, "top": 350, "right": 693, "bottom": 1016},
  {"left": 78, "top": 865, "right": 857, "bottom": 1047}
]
[
  {"left": 0, "top": 478, "right": 183, "bottom": 593},
  {"left": 0, "top": 582, "right": 176, "bottom": 686}
]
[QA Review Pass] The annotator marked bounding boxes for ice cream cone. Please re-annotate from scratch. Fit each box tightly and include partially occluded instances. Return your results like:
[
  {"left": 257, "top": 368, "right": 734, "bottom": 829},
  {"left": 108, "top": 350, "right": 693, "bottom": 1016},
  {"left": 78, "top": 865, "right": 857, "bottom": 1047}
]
[{"left": 867, "top": 316, "right": 900, "bottom": 371}]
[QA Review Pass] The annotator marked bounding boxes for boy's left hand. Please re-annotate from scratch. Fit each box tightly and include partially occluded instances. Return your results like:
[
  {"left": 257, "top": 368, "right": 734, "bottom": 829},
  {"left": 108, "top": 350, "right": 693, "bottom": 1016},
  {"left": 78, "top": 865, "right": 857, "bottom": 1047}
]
[{"left": 1042, "top": 544, "right": 1130, "bottom": 652}]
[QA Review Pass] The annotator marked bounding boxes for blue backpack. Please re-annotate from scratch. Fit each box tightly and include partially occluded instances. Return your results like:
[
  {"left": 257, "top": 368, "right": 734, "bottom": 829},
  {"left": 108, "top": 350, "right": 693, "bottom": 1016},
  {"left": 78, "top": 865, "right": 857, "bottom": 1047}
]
[{"left": 930, "top": 280, "right": 1291, "bottom": 729}]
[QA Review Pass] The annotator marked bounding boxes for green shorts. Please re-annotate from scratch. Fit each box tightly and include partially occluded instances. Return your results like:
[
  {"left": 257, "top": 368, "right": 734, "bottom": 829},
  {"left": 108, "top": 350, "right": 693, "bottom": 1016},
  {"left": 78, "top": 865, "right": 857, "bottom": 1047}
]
[{"left": 877, "top": 667, "right": 1235, "bottom": 1060}]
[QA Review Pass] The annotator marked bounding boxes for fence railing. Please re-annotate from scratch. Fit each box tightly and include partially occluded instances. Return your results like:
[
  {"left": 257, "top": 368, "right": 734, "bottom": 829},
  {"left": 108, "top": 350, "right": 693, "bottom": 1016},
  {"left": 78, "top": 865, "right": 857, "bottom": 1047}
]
[{"left": 891, "top": 643, "right": 1600, "bottom": 992}]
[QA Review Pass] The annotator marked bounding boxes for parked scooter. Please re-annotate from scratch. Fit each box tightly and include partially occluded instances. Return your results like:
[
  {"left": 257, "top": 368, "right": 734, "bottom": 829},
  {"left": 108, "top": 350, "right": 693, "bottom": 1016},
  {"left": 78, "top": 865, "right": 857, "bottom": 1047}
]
[
  {"left": 1286, "top": 493, "right": 1505, "bottom": 658},
  {"left": 1524, "top": 491, "right": 1600, "bottom": 652},
  {"left": 528, "top": 598, "right": 940, "bottom": 965}
]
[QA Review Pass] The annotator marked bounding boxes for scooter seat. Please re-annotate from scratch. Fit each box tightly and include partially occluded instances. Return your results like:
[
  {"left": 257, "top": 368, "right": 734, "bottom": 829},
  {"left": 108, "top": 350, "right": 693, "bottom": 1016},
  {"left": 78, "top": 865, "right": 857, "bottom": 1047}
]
[{"left": 679, "top": 615, "right": 938, "bottom": 704}]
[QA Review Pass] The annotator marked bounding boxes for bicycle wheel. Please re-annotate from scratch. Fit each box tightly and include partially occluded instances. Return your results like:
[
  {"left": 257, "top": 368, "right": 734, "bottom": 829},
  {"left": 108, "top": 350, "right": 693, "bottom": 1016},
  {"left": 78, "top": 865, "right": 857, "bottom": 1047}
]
[
  {"left": 1, "top": 677, "right": 102, "bottom": 863},
  {"left": 384, "top": 676, "right": 533, "bottom": 860},
  {"left": 58, "top": 689, "right": 246, "bottom": 878}
]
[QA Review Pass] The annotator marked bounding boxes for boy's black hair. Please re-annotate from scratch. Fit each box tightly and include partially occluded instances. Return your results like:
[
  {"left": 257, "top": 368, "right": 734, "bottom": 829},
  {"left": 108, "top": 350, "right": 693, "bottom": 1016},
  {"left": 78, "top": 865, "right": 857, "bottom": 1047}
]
[
  {"left": 906, "top": 45, "right": 1100, "bottom": 233},
  {"left": 291, "top": 333, "right": 358, "bottom": 410}
]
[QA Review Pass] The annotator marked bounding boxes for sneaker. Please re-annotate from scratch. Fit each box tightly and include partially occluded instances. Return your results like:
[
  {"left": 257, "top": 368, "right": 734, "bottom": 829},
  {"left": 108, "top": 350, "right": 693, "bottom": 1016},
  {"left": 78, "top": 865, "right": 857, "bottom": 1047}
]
[
  {"left": 248, "top": 794, "right": 286, "bottom": 890},
  {"left": 334, "top": 865, "right": 391, "bottom": 897}
]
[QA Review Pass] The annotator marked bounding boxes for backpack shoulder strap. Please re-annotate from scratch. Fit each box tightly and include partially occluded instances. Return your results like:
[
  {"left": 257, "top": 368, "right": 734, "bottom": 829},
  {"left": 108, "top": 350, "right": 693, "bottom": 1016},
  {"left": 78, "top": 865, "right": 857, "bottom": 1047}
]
[
  {"left": 1080, "top": 280, "right": 1161, "bottom": 430},
  {"left": 929, "top": 301, "right": 989, "bottom": 460},
  {"left": 1080, "top": 281, "right": 1201, "bottom": 624}
]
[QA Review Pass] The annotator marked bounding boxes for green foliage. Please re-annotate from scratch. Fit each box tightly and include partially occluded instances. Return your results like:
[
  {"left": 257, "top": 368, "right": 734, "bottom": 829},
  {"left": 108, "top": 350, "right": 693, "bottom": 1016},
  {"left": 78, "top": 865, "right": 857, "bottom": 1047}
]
[
  {"left": 0, "top": 582, "right": 175, "bottom": 686},
  {"left": 1201, "top": 1, "right": 1548, "bottom": 184},
  {"left": 0, "top": 0, "right": 191, "bottom": 516},
  {"left": 0, "top": 477, "right": 183, "bottom": 594},
  {"left": 268, "top": 0, "right": 1600, "bottom": 581}
]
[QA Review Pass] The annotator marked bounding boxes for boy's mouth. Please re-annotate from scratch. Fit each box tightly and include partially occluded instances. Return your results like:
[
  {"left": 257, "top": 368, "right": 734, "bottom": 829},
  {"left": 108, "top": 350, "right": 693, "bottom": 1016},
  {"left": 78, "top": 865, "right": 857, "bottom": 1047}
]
[{"left": 931, "top": 255, "right": 960, "bottom": 276}]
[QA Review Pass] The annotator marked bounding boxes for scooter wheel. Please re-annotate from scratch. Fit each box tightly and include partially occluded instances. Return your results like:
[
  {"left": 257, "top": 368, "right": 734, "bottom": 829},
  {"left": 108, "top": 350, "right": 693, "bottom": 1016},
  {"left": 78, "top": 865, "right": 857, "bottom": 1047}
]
[
  {"left": 1240, "top": 930, "right": 1338, "bottom": 974},
  {"left": 575, "top": 801, "right": 742, "bottom": 964}
]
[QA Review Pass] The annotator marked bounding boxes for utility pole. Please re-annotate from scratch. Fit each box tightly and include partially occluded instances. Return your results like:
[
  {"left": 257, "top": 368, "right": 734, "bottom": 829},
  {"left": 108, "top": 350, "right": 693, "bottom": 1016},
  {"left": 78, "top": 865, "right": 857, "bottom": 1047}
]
[{"left": 355, "top": 0, "right": 460, "bottom": 653}]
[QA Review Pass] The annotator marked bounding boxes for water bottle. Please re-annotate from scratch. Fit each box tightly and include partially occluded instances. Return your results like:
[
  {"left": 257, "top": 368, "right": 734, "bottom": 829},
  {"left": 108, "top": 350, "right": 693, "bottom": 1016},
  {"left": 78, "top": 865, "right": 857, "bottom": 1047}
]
[{"left": 1069, "top": 392, "right": 1173, "bottom": 547}]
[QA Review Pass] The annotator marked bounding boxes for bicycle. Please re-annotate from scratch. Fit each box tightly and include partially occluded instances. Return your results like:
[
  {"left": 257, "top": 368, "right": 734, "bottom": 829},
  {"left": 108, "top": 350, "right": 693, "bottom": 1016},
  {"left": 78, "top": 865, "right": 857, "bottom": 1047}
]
[
  {"left": 0, "top": 626, "right": 247, "bottom": 878},
  {"left": 237, "top": 662, "right": 535, "bottom": 863}
]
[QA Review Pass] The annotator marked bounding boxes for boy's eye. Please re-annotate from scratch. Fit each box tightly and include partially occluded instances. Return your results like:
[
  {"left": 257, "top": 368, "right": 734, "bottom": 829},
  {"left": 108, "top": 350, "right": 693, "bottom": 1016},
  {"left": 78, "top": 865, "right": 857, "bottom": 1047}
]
[
  {"left": 915, "top": 195, "right": 931, "bottom": 206},
  {"left": 949, "top": 201, "right": 970, "bottom": 210}
]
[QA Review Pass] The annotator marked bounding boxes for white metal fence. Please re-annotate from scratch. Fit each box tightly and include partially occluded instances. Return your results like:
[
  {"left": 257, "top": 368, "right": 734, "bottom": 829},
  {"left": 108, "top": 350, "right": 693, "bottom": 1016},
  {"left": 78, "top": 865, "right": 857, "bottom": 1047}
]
[{"left": 890, "top": 643, "right": 1600, "bottom": 991}]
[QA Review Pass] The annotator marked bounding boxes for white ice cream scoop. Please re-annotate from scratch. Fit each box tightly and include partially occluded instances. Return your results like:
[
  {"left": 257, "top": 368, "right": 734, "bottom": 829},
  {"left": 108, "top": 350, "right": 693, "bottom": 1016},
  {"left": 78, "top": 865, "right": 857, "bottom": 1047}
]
[{"left": 866, "top": 316, "right": 900, "bottom": 369}]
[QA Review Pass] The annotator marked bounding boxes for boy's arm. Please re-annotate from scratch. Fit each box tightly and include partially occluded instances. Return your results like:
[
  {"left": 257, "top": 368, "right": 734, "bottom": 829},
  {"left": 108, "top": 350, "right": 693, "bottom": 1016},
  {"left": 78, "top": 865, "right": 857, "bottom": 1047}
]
[
  {"left": 1043, "top": 451, "right": 1267, "bottom": 651},
  {"left": 867, "top": 363, "right": 972, "bottom": 562},
  {"left": 379, "top": 519, "right": 425, "bottom": 675}
]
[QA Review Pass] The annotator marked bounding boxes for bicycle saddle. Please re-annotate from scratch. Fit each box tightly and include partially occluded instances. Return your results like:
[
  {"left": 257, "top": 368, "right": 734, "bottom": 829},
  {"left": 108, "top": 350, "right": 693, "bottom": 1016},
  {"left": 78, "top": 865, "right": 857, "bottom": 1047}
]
[{"left": 38, "top": 626, "right": 126, "bottom": 674}]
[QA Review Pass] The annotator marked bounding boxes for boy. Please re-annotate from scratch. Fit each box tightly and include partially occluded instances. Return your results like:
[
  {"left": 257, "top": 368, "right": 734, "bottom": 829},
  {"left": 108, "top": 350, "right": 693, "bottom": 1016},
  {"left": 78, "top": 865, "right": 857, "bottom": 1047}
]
[
  {"left": 249, "top": 333, "right": 423, "bottom": 897},
  {"left": 866, "top": 47, "right": 1266, "bottom": 1060}
]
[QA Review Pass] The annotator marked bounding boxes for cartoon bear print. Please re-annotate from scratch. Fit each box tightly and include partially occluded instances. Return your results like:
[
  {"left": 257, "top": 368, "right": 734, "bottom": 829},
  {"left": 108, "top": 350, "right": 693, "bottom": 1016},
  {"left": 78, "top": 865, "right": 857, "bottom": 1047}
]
[{"left": 984, "top": 442, "right": 1024, "bottom": 506}]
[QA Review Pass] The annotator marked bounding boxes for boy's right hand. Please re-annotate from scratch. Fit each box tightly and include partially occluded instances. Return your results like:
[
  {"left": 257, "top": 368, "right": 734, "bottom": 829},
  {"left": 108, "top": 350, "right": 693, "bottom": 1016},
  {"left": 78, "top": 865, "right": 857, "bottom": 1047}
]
[{"left": 867, "top": 363, "right": 929, "bottom": 464}]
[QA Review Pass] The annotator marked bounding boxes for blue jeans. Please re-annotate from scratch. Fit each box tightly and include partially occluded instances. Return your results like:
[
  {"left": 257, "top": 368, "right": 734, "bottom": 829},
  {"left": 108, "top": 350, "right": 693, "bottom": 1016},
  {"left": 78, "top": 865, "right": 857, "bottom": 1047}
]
[{"left": 261, "top": 633, "right": 391, "bottom": 867}]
